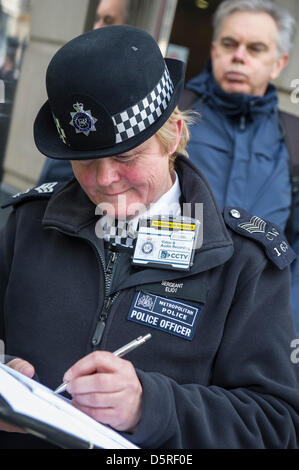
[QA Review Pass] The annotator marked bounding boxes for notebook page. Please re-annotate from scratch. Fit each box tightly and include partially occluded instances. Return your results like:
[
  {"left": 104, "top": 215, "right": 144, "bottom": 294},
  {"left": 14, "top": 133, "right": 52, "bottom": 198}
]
[{"left": 0, "top": 364, "right": 138, "bottom": 449}]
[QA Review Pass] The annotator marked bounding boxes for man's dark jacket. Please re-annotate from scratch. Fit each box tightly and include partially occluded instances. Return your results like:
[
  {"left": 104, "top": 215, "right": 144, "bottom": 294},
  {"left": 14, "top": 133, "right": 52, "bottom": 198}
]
[{"left": 0, "top": 156, "right": 299, "bottom": 449}]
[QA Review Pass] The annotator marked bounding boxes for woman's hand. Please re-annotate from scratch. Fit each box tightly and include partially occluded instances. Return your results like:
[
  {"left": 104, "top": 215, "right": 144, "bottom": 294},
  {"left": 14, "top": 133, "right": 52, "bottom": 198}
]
[
  {"left": 5, "top": 358, "right": 35, "bottom": 378},
  {"left": 0, "top": 358, "right": 35, "bottom": 433},
  {"left": 64, "top": 351, "right": 143, "bottom": 433}
]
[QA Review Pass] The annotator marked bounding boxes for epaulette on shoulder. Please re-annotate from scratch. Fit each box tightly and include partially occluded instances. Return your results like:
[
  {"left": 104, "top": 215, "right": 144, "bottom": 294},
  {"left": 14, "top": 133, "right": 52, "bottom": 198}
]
[
  {"left": 223, "top": 207, "right": 296, "bottom": 270},
  {"left": 1, "top": 182, "right": 63, "bottom": 209}
]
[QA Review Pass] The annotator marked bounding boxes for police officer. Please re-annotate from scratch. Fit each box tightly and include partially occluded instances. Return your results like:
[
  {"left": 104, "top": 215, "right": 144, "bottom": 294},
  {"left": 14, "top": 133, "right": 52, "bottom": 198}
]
[{"left": 0, "top": 26, "right": 299, "bottom": 449}]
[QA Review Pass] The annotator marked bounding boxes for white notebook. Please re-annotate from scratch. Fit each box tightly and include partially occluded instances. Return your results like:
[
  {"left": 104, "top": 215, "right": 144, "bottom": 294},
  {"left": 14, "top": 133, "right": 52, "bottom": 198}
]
[{"left": 0, "top": 363, "right": 139, "bottom": 449}]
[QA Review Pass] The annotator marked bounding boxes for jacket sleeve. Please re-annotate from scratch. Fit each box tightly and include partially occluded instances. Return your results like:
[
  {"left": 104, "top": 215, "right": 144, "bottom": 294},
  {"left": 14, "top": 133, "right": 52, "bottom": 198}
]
[
  {"left": 0, "top": 211, "right": 16, "bottom": 342},
  {"left": 125, "top": 261, "right": 299, "bottom": 449},
  {"left": 291, "top": 190, "right": 299, "bottom": 334}
]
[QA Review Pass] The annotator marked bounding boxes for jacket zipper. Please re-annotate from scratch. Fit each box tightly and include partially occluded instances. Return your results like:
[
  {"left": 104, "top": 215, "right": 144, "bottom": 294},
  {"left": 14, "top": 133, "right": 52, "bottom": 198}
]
[
  {"left": 45, "top": 226, "right": 120, "bottom": 349},
  {"left": 91, "top": 291, "right": 121, "bottom": 346},
  {"left": 91, "top": 249, "right": 120, "bottom": 347},
  {"left": 240, "top": 115, "right": 246, "bottom": 130}
]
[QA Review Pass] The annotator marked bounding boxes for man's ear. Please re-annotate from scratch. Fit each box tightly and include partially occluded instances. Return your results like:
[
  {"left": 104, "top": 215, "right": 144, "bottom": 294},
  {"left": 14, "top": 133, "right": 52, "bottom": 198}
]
[
  {"left": 211, "top": 41, "right": 216, "bottom": 60},
  {"left": 270, "top": 53, "right": 289, "bottom": 81}
]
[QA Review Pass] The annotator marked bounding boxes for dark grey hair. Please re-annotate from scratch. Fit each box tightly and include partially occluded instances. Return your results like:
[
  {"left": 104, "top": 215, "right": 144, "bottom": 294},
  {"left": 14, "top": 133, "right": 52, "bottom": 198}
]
[{"left": 213, "top": 0, "right": 296, "bottom": 56}]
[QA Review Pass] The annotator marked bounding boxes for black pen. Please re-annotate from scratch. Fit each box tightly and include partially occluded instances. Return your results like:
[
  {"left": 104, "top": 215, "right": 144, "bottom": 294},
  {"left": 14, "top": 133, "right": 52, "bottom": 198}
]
[{"left": 54, "top": 333, "right": 152, "bottom": 394}]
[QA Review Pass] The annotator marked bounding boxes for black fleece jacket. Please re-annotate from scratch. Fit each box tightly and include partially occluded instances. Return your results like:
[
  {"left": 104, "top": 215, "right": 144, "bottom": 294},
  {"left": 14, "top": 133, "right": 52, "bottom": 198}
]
[{"left": 1, "top": 156, "right": 299, "bottom": 449}]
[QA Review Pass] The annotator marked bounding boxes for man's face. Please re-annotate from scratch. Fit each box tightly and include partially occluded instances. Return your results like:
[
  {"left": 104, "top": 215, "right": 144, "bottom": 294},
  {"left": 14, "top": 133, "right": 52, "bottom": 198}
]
[
  {"left": 71, "top": 135, "right": 174, "bottom": 219},
  {"left": 93, "top": 0, "right": 126, "bottom": 29},
  {"left": 211, "top": 11, "right": 288, "bottom": 96}
]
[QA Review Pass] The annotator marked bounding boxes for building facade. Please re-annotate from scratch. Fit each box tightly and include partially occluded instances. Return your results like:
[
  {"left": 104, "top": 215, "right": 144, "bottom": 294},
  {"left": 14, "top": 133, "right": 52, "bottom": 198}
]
[{"left": 0, "top": 0, "right": 298, "bottom": 194}]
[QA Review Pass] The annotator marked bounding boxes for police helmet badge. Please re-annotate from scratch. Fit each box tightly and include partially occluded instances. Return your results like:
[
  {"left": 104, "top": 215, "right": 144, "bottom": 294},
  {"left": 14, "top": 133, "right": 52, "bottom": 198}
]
[{"left": 69, "top": 102, "right": 97, "bottom": 136}]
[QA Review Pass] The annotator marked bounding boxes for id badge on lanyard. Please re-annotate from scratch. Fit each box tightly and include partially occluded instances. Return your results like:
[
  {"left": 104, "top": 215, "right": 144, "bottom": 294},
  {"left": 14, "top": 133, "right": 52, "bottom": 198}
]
[{"left": 132, "top": 216, "right": 202, "bottom": 271}]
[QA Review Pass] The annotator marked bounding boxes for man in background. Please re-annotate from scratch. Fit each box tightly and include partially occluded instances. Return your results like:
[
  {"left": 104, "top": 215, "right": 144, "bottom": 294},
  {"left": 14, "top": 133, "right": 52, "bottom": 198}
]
[
  {"left": 93, "top": 0, "right": 129, "bottom": 28},
  {"left": 37, "top": 0, "right": 129, "bottom": 184},
  {"left": 182, "top": 0, "right": 299, "bottom": 333}
]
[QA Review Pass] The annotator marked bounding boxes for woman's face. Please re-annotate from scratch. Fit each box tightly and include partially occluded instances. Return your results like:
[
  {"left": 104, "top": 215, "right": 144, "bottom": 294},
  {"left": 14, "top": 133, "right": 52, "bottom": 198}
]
[{"left": 71, "top": 133, "right": 176, "bottom": 219}]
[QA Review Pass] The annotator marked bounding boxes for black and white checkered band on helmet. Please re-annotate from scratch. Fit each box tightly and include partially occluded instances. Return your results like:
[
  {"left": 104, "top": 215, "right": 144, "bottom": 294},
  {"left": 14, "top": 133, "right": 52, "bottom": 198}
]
[{"left": 112, "top": 65, "right": 174, "bottom": 144}]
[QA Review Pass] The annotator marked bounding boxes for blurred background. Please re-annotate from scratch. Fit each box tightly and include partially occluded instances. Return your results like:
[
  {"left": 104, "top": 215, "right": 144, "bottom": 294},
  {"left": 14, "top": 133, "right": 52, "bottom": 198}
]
[{"left": 0, "top": 0, "right": 298, "bottom": 228}]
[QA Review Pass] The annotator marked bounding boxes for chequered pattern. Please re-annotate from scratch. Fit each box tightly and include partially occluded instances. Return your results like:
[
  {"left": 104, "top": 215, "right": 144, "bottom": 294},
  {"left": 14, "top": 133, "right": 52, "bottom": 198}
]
[
  {"left": 102, "top": 218, "right": 136, "bottom": 248},
  {"left": 112, "top": 66, "right": 174, "bottom": 144}
]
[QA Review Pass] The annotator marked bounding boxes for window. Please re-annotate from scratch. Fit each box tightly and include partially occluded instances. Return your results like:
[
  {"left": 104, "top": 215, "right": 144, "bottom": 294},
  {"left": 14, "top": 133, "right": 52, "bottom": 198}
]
[{"left": 0, "top": 0, "right": 32, "bottom": 181}]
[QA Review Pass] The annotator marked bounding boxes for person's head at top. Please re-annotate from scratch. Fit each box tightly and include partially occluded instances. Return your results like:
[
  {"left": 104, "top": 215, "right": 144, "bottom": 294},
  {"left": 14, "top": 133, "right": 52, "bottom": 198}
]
[
  {"left": 93, "top": 0, "right": 129, "bottom": 29},
  {"left": 34, "top": 25, "right": 187, "bottom": 220},
  {"left": 210, "top": 0, "right": 296, "bottom": 96}
]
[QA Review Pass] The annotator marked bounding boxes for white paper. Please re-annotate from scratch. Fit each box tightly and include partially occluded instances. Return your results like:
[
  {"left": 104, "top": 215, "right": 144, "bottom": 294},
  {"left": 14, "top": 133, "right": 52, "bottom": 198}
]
[{"left": 0, "top": 363, "right": 139, "bottom": 449}]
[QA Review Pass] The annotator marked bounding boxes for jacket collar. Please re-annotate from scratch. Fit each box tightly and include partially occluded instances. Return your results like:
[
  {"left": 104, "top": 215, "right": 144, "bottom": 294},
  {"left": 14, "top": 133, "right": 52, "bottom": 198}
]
[
  {"left": 42, "top": 177, "right": 97, "bottom": 233},
  {"left": 186, "top": 59, "right": 278, "bottom": 118}
]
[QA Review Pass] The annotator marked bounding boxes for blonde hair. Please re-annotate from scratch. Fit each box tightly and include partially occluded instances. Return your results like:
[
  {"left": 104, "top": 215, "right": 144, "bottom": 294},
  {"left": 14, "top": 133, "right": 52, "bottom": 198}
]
[{"left": 156, "top": 106, "right": 197, "bottom": 170}]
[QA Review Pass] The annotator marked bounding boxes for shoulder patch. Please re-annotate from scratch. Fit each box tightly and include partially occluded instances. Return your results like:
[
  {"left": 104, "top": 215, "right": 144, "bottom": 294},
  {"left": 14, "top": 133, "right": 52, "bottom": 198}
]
[
  {"left": 223, "top": 207, "right": 296, "bottom": 270},
  {"left": 1, "top": 182, "right": 62, "bottom": 209}
]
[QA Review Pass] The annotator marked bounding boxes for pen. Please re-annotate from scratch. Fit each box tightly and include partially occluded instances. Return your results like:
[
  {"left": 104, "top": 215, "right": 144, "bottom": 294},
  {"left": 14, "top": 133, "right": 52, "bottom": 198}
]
[{"left": 54, "top": 333, "right": 152, "bottom": 394}]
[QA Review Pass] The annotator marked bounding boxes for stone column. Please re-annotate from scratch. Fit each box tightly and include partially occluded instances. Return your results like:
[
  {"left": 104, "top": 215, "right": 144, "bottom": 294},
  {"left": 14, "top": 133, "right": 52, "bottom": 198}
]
[{"left": 2, "top": 0, "right": 90, "bottom": 191}]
